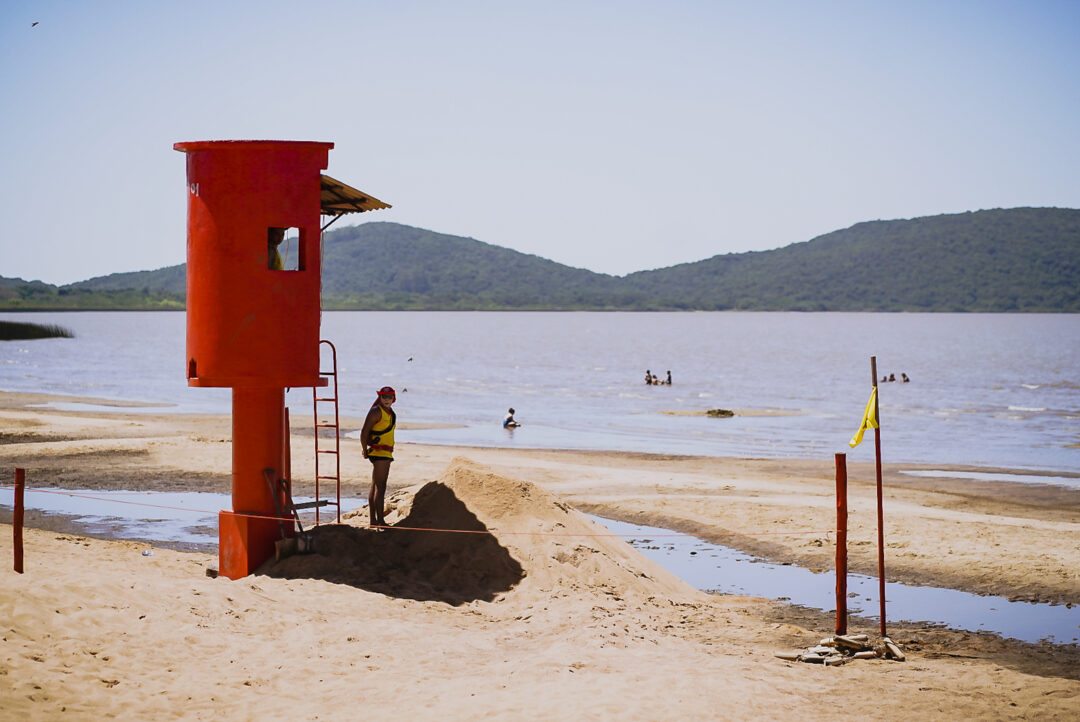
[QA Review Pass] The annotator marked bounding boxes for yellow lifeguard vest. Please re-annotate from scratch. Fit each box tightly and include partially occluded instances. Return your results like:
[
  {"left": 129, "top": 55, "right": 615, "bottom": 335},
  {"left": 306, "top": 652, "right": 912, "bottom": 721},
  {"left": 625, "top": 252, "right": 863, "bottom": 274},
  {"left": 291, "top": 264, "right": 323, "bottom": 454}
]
[{"left": 368, "top": 406, "right": 396, "bottom": 460}]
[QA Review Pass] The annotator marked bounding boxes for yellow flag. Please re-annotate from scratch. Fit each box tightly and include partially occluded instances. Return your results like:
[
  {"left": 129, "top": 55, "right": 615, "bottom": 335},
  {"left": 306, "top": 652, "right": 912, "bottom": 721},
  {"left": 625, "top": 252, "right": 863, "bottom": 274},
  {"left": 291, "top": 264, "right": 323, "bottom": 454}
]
[{"left": 849, "top": 387, "right": 879, "bottom": 447}]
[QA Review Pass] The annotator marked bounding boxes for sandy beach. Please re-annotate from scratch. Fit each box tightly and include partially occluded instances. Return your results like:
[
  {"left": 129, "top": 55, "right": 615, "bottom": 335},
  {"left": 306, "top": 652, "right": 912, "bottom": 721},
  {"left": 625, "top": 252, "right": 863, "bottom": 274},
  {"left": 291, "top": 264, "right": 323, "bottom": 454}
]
[{"left": 1, "top": 391, "right": 1078, "bottom": 720}]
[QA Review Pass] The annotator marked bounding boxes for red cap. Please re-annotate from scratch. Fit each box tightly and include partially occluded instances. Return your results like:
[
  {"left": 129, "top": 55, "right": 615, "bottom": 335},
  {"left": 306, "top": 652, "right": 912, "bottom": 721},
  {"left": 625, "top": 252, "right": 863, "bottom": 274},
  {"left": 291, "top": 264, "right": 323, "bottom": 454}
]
[{"left": 378, "top": 386, "right": 396, "bottom": 398}]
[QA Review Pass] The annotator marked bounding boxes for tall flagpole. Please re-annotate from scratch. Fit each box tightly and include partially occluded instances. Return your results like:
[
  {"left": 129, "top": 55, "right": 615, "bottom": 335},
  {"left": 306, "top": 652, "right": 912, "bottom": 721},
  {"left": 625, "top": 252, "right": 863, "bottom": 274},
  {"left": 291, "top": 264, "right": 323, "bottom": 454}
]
[{"left": 870, "top": 356, "right": 887, "bottom": 636}]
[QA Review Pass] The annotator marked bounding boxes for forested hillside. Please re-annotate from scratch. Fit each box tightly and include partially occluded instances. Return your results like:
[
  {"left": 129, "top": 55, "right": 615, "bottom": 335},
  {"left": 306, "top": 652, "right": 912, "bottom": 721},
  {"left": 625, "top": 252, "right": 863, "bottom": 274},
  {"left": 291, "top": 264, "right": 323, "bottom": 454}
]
[
  {"left": 0, "top": 274, "right": 184, "bottom": 310},
  {"left": 622, "top": 208, "right": 1080, "bottom": 311},
  {"left": 319, "top": 223, "right": 623, "bottom": 310},
  {"left": 68, "top": 264, "right": 186, "bottom": 296}
]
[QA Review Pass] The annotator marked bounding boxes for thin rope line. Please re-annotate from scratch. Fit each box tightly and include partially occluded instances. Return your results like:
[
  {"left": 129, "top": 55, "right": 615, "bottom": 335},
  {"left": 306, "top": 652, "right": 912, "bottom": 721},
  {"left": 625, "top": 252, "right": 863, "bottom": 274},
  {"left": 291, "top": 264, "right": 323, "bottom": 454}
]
[
  {"left": 1, "top": 487, "right": 294, "bottom": 524},
  {"left": 0, "top": 485, "right": 837, "bottom": 538},
  {"left": 368, "top": 524, "right": 835, "bottom": 538}
]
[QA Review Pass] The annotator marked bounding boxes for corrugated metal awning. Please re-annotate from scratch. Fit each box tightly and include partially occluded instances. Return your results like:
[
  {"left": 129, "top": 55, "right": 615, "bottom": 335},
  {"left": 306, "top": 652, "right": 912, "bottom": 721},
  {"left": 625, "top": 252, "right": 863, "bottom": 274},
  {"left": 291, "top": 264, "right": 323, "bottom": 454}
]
[{"left": 320, "top": 174, "right": 391, "bottom": 216}]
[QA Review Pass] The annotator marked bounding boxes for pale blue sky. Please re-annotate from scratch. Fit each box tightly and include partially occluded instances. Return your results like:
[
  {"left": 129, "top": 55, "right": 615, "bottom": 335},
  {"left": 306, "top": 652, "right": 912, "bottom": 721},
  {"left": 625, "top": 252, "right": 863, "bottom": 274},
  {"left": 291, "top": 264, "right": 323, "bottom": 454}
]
[{"left": 2, "top": 0, "right": 1078, "bottom": 284}]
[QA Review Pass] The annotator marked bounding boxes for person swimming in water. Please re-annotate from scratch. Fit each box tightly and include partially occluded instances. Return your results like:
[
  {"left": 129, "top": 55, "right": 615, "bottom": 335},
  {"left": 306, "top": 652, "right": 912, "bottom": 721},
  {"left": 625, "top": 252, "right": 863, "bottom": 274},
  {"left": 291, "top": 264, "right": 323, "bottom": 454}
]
[{"left": 503, "top": 407, "right": 520, "bottom": 428}]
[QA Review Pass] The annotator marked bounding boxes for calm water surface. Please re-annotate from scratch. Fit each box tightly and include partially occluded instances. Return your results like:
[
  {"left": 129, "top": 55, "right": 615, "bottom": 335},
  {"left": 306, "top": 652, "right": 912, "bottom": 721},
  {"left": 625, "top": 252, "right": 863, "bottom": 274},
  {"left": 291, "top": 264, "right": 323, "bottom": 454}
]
[{"left": 2, "top": 311, "right": 1078, "bottom": 471}]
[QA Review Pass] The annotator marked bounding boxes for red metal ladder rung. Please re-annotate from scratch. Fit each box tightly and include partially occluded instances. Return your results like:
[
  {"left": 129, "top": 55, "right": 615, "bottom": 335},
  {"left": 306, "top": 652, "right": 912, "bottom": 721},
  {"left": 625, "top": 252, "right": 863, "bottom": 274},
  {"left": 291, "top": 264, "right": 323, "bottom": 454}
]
[{"left": 313, "top": 339, "right": 342, "bottom": 526}]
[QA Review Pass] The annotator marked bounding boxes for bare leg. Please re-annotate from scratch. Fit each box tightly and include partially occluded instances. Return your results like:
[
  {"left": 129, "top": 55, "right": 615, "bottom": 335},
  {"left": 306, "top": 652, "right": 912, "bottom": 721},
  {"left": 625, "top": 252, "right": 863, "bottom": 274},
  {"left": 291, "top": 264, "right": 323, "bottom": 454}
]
[{"left": 369, "top": 460, "right": 391, "bottom": 526}]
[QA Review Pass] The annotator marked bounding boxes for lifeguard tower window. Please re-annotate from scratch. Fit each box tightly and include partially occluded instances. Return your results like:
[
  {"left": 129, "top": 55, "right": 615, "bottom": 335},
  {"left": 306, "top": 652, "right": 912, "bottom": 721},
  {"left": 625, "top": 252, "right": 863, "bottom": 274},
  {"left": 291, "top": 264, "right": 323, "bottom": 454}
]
[{"left": 268, "top": 227, "right": 303, "bottom": 271}]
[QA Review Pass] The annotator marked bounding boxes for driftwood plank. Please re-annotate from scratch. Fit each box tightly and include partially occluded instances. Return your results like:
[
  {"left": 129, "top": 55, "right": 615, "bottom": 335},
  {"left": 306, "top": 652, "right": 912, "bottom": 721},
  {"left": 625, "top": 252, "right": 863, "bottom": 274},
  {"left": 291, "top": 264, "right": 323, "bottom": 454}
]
[
  {"left": 834, "top": 635, "right": 871, "bottom": 652},
  {"left": 883, "top": 637, "right": 906, "bottom": 661}
]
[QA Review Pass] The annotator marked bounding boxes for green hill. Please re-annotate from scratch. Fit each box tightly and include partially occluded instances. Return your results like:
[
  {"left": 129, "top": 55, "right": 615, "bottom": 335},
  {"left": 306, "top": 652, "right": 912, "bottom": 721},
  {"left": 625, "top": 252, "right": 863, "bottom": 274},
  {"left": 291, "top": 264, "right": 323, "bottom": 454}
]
[
  {"left": 68, "top": 264, "right": 186, "bottom": 296},
  {"left": 622, "top": 208, "right": 1080, "bottom": 311},
  {"left": 2, "top": 208, "right": 1077, "bottom": 311},
  {"left": 0, "top": 274, "right": 184, "bottom": 311},
  {"left": 319, "top": 223, "right": 622, "bottom": 310}
]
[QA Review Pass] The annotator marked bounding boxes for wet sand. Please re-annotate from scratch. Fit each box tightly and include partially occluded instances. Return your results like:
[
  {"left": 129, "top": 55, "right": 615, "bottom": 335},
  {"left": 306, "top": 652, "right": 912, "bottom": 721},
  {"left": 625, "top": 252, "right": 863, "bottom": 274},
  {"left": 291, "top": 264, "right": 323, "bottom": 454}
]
[{"left": 1, "top": 391, "right": 1078, "bottom": 719}]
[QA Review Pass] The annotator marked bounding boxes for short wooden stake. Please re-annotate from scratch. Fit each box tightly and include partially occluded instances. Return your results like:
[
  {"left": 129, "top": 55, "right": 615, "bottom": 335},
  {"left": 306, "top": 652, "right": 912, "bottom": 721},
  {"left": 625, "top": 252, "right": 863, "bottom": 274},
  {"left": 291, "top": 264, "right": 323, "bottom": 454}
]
[
  {"left": 14, "top": 467, "right": 25, "bottom": 574},
  {"left": 834, "top": 452, "right": 848, "bottom": 635}
]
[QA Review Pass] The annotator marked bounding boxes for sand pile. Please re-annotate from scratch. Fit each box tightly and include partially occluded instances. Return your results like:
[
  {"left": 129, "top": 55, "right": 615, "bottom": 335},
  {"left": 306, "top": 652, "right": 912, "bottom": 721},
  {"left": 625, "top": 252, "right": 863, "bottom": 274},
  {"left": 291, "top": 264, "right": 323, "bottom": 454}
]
[{"left": 261, "top": 457, "right": 701, "bottom": 605}]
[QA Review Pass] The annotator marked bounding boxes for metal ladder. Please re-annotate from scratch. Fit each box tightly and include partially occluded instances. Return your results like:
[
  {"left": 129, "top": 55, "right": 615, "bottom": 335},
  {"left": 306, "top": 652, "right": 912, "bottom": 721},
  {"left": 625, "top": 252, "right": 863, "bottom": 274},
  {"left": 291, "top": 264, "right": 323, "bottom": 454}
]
[{"left": 312, "top": 339, "right": 341, "bottom": 524}]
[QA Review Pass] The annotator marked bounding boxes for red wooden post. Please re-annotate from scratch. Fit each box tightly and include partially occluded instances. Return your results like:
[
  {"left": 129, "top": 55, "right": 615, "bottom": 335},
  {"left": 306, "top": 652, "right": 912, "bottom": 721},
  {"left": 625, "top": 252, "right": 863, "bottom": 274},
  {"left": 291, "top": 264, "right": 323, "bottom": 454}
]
[
  {"left": 834, "top": 453, "right": 848, "bottom": 635},
  {"left": 283, "top": 406, "right": 292, "bottom": 490},
  {"left": 870, "top": 356, "right": 887, "bottom": 636},
  {"left": 13, "top": 467, "right": 25, "bottom": 574}
]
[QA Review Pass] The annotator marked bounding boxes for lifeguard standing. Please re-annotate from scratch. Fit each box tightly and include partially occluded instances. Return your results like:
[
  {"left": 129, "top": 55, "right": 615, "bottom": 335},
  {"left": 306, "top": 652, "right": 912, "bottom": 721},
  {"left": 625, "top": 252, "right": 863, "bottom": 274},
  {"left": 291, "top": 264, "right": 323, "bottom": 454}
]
[{"left": 174, "top": 139, "right": 389, "bottom": 579}]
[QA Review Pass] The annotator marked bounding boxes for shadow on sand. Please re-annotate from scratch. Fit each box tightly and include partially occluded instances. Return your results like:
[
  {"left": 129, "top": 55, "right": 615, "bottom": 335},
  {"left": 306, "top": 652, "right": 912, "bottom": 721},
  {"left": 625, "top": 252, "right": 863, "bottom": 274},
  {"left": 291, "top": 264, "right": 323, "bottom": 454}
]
[{"left": 258, "top": 482, "right": 525, "bottom": 605}]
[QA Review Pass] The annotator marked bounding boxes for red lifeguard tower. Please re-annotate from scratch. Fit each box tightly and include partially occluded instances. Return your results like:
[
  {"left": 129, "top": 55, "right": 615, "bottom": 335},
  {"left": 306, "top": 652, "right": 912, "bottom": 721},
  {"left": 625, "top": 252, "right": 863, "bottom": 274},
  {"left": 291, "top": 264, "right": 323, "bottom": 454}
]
[{"left": 174, "top": 139, "right": 389, "bottom": 579}]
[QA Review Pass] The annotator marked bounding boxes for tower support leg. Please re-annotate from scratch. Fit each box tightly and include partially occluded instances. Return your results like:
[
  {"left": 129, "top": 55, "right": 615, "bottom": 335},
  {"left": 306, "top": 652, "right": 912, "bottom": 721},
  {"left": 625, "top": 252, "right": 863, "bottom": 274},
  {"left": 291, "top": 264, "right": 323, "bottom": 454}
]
[{"left": 220, "top": 386, "right": 286, "bottom": 579}]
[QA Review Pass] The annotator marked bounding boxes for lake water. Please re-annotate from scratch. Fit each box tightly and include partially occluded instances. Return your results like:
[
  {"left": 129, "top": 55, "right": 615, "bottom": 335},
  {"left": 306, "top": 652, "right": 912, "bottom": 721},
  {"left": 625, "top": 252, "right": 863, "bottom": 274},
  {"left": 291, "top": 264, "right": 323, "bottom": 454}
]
[{"left": 1, "top": 311, "right": 1078, "bottom": 472}]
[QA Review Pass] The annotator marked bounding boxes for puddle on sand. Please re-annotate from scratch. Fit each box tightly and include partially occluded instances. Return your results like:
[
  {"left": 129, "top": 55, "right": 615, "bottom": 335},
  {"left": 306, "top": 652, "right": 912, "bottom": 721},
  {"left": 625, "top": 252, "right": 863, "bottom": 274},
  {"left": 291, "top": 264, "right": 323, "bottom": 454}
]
[
  {"left": 899, "top": 469, "right": 1080, "bottom": 490},
  {"left": 3, "top": 488, "right": 1076, "bottom": 645},
  {"left": 592, "top": 516, "right": 1080, "bottom": 646},
  {"left": 0, "top": 488, "right": 365, "bottom": 547}
]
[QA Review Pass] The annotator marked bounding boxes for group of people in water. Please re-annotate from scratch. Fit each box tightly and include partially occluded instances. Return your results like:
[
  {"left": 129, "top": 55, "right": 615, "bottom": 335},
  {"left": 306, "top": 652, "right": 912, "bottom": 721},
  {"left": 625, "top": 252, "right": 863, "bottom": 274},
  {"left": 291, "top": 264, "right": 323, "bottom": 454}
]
[
  {"left": 644, "top": 369, "right": 673, "bottom": 386},
  {"left": 362, "top": 362, "right": 902, "bottom": 527}
]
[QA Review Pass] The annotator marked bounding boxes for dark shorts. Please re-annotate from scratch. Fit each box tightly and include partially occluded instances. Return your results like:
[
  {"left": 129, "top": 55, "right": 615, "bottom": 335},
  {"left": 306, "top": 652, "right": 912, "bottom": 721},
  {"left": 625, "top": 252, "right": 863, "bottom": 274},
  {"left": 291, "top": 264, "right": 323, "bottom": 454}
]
[{"left": 368, "top": 456, "right": 393, "bottom": 465}]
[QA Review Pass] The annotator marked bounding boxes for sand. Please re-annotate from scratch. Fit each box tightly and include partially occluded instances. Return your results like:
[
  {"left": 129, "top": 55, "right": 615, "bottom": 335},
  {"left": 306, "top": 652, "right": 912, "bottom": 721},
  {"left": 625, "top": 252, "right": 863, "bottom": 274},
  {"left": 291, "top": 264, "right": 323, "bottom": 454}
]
[{"left": 1, "top": 391, "right": 1078, "bottom": 720}]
